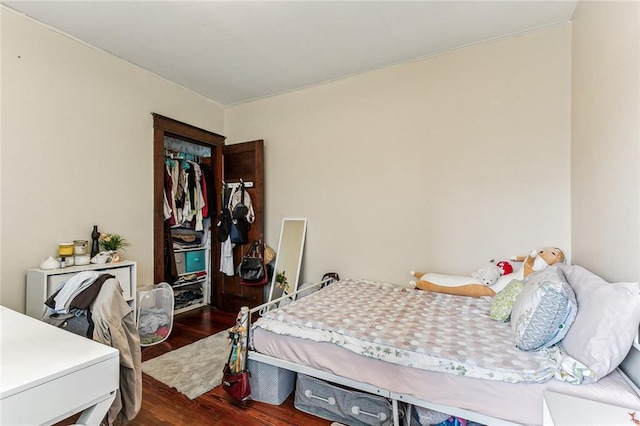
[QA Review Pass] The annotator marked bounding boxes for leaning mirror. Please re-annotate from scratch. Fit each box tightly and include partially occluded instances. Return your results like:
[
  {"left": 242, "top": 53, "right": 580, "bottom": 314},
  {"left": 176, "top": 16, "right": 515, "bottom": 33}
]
[{"left": 267, "top": 218, "right": 307, "bottom": 308}]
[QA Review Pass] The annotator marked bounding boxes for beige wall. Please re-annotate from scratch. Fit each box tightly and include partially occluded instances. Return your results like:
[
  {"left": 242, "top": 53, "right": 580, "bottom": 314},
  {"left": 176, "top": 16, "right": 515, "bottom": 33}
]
[
  {"left": 571, "top": 1, "right": 640, "bottom": 282},
  {"left": 10, "top": 5, "right": 633, "bottom": 311},
  {"left": 225, "top": 25, "right": 572, "bottom": 286},
  {"left": 0, "top": 8, "right": 224, "bottom": 312}
]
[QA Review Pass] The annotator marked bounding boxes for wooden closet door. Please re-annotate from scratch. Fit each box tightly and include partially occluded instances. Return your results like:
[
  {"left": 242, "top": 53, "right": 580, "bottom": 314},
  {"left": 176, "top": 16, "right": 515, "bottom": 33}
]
[{"left": 214, "top": 140, "right": 265, "bottom": 312}]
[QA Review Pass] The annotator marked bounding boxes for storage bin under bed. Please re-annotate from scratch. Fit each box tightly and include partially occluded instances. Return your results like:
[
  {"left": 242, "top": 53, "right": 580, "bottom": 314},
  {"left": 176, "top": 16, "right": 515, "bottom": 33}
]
[
  {"left": 247, "top": 358, "right": 296, "bottom": 405},
  {"left": 294, "top": 373, "right": 394, "bottom": 426},
  {"left": 137, "top": 282, "right": 174, "bottom": 346}
]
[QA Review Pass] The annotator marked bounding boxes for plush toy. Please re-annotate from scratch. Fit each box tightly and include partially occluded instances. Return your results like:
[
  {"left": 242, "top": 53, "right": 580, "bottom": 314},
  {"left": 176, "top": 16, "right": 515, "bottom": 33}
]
[
  {"left": 410, "top": 270, "right": 497, "bottom": 298},
  {"left": 491, "top": 247, "right": 566, "bottom": 292},
  {"left": 496, "top": 260, "right": 513, "bottom": 275},
  {"left": 411, "top": 248, "right": 565, "bottom": 297},
  {"left": 512, "top": 247, "right": 565, "bottom": 278},
  {"left": 471, "top": 262, "right": 501, "bottom": 286}
]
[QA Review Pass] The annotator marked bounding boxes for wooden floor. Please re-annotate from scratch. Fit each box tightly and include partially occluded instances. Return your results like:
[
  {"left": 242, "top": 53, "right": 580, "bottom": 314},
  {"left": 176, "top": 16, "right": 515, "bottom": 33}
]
[{"left": 132, "top": 306, "right": 331, "bottom": 426}]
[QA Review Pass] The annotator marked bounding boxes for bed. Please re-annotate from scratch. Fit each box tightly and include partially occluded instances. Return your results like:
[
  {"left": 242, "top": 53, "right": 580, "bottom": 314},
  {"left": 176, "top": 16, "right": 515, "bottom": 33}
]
[{"left": 247, "top": 264, "right": 640, "bottom": 425}]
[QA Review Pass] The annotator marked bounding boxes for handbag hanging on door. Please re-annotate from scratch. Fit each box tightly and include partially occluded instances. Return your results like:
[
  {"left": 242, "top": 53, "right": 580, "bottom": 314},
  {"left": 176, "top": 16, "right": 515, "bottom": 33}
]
[
  {"left": 229, "top": 218, "right": 249, "bottom": 245},
  {"left": 222, "top": 306, "right": 251, "bottom": 401},
  {"left": 228, "top": 180, "right": 252, "bottom": 245},
  {"left": 237, "top": 240, "right": 268, "bottom": 286}
]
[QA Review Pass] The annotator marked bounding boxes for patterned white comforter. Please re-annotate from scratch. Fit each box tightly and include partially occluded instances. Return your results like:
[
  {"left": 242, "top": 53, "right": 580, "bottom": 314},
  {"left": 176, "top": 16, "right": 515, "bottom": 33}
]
[{"left": 254, "top": 279, "right": 590, "bottom": 384}]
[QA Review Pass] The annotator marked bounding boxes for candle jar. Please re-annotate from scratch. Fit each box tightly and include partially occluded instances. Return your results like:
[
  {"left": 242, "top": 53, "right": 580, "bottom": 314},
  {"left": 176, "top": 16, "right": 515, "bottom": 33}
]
[
  {"left": 74, "top": 240, "right": 88, "bottom": 255},
  {"left": 58, "top": 243, "right": 74, "bottom": 257}
]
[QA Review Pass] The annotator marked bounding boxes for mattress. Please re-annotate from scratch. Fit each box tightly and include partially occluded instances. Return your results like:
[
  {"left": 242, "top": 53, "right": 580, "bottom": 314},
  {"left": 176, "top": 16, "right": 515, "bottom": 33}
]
[
  {"left": 255, "top": 279, "right": 587, "bottom": 384},
  {"left": 252, "top": 327, "right": 640, "bottom": 425}
]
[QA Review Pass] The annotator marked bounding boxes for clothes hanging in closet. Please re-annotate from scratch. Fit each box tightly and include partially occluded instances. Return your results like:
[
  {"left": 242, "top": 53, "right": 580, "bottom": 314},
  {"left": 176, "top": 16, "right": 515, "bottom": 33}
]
[
  {"left": 163, "top": 221, "right": 178, "bottom": 284},
  {"left": 201, "top": 163, "right": 215, "bottom": 217},
  {"left": 163, "top": 154, "right": 213, "bottom": 232}
]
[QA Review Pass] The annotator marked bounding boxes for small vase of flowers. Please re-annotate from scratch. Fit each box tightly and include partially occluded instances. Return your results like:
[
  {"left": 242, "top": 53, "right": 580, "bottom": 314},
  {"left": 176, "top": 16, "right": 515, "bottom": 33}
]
[
  {"left": 275, "top": 270, "right": 290, "bottom": 293},
  {"left": 99, "top": 233, "right": 130, "bottom": 263}
]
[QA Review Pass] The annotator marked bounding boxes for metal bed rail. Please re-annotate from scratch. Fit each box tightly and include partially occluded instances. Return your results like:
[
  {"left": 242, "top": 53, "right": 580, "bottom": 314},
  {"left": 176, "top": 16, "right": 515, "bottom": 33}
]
[{"left": 249, "top": 278, "right": 333, "bottom": 317}]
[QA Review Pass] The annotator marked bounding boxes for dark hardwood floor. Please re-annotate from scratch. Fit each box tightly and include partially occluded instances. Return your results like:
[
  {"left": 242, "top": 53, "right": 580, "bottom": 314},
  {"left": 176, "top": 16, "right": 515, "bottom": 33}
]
[{"left": 133, "top": 306, "right": 331, "bottom": 426}]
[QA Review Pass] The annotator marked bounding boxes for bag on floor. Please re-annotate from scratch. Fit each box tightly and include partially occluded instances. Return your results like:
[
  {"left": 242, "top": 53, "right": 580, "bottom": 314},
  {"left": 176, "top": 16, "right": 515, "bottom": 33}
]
[{"left": 222, "top": 365, "right": 251, "bottom": 401}]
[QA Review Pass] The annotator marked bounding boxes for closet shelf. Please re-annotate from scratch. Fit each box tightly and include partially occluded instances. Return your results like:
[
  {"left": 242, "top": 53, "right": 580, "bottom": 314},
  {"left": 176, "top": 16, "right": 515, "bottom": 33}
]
[
  {"left": 173, "top": 246, "right": 207, "bottom": 253},
  {"left": 172, "top": 278, "right": 207, "bottom": 289}
]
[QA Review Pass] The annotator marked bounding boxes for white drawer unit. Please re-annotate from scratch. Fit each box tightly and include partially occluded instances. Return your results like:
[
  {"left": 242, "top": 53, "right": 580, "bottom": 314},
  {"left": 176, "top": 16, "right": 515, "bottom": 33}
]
[{"left": 26, "top": 261, "right": 137, "bottom": 319}]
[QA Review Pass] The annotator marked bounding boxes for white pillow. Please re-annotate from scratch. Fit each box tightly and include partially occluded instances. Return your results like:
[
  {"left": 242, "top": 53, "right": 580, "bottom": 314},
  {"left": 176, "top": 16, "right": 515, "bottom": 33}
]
[
  {"left": 557, "top": 264, "right": 640, "bottom": 383},
  {"left": 511, "top": 267, "right": 577, "bottom": 351}
]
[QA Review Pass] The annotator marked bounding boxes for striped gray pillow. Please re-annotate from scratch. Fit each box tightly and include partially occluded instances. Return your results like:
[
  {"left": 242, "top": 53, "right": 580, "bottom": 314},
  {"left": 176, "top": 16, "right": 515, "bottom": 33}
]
[{"left": 511, "top": 267, "right": 577, "bottom": 351}]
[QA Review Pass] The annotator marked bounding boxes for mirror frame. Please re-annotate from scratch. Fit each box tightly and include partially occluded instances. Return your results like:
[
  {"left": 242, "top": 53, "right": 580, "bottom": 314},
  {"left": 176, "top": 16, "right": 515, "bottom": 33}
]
[{"left": 267, "top": 218, "right": 307, "bottom": 307}]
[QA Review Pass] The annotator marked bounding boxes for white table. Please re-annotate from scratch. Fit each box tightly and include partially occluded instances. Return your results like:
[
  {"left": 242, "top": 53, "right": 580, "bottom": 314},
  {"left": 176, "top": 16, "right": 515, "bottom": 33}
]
[
  {"left": 543, "top": 390, "right": 640, "bottom": 425},
  {"left": 0, "top": 306, "right": 119, "bottom": 425}
]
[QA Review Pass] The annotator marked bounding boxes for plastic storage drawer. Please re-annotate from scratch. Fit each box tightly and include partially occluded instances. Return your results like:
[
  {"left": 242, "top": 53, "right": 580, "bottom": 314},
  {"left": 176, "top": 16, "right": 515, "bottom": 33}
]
[
  {"left": 174, "top": 252, "right": 186, "bottom": 275},
  {"left": 247, "top": 358, "right": 296, "bottom": 405},
  {"left": 294, "top": 374, "right": 393, "bottom": 426},
  {"left": 185, "top": 250, "right": 206, "bottom": 272}
]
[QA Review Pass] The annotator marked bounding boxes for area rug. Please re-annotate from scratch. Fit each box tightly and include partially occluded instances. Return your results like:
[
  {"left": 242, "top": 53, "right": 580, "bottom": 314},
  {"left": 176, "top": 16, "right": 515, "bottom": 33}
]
[{"left": 141, "top": 329, "right": 232, "bottom": 399}]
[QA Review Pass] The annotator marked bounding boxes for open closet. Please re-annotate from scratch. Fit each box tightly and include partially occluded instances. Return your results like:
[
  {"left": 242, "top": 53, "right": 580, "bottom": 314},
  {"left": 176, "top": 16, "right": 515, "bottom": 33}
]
[{"left": 152, "top": 114, "right": 265, "bottom": 312}]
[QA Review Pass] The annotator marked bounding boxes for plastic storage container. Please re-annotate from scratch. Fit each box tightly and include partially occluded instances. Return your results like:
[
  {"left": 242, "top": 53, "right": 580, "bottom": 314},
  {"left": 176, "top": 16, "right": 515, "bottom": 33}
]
[
  {"left": 247, "top": 358, "right": 296, "bottom": 405},
  {"left": 185, "top": 250, "right": 206, "bottom": 272},
  {"left": 137, "top": 282, "right": 174, "bottom": 346},
  {"left": 294, "top": 374, "right": 394, "bottom": 426}
]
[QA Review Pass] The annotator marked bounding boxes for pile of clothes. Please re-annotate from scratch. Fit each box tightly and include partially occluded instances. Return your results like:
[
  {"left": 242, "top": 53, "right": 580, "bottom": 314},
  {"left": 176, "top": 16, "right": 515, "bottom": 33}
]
[{"left": 138, "top": 307, "right": 172, "bottom": 345}]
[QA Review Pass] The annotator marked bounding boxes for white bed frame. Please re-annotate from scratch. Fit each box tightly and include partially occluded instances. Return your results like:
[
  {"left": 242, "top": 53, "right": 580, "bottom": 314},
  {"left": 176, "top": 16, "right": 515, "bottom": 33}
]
[{"left": 248, "top": 280, "right": 640, "bottom": 426}]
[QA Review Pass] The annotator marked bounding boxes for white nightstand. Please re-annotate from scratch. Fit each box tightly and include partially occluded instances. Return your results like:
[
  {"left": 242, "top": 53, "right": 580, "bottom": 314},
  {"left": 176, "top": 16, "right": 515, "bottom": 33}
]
[{"left": 543, "top": 390, "right": 639, "bottom": 425}]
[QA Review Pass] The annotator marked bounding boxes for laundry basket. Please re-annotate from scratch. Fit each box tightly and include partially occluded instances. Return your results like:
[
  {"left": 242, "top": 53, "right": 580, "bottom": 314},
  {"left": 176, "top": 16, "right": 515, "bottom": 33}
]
[{"left": 137, "top": 282, "right": 174, "bottom": 346}]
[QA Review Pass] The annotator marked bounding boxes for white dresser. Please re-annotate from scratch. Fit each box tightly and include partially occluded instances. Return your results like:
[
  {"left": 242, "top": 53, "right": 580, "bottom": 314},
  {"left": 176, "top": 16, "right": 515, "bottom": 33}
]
[{"left": 26, "top": 261, "right": 137, "bottom": 319}]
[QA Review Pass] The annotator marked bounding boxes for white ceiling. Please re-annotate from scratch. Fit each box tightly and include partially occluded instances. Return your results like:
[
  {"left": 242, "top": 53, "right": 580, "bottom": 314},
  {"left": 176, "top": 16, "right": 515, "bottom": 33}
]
[{"left": 4, "top": 1, "right": 576, "bottom": 106}]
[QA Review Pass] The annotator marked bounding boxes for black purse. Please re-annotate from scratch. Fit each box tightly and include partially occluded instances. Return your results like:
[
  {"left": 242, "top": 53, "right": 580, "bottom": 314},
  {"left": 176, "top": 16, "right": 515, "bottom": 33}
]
[
  {"left": 230, "top": 218, "right": 249, "bottom": 245},
  {"left": 229, "top": 182, "right": 250, "bottom": 245},
  {"left": 232, "top": 181, "right": 249, "bottom": 220},
  {"left": 237, "top": 241, "right": 268, "bottom": 286}
]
